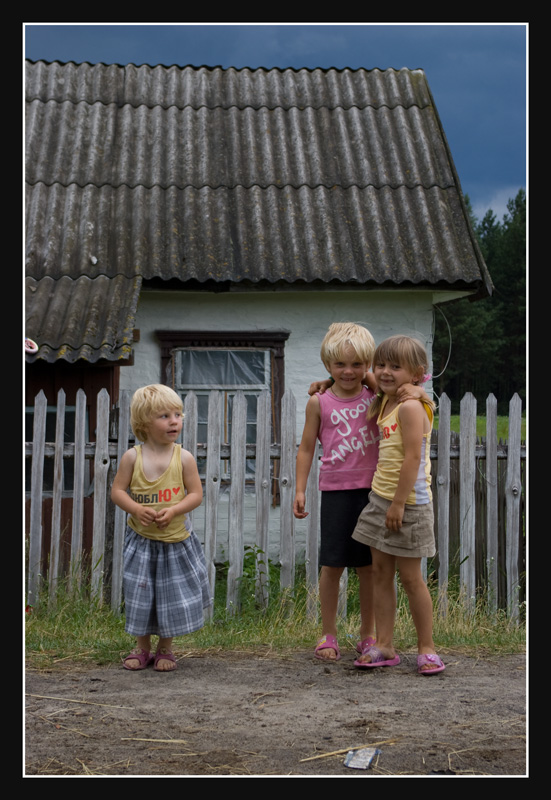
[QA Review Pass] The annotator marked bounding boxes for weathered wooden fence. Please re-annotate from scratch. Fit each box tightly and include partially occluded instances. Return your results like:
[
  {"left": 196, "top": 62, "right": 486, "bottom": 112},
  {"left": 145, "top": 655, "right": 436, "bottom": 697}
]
[{"left": 25, "top": 388, "right": 526, "bottom": 621}]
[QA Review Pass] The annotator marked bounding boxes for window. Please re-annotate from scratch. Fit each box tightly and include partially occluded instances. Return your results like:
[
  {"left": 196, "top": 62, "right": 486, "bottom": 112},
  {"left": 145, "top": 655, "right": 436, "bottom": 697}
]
[
  {"left": 175, "top": 348, "right": 269, "bottom": 477},
  {"left": 156, "top": 331, "right": 289, "bottom": 480}
]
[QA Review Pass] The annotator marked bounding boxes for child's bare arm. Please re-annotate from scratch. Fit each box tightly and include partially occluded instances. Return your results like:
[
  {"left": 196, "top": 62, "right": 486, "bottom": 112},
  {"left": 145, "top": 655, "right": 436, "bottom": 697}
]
[
  {"left": 293, "top": 396, "right": 321, "bottom": 518},
  {"left": 364, "top": 372, "right": 377, "bottom": 391}
]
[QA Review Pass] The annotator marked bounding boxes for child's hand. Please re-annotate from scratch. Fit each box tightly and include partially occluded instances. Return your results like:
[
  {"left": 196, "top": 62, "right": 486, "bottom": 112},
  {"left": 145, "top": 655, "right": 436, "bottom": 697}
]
[
  {"left": 155, "top": 506, "right": 177, "bottom": 530},
  {"left": 293, "top": 492, "right": 309, "bottom": 519},
  {"left": 134, "top": 506, "right": 159, "bottom": 527},
  {"left": 308, "top": 378, "right": 333, "bottom": 396},
  {"left": 385, "top": 501, "right": 405, "bottom": 531},
  {"left": 397, "top": 383, "right": 423, "bottom": 402}
]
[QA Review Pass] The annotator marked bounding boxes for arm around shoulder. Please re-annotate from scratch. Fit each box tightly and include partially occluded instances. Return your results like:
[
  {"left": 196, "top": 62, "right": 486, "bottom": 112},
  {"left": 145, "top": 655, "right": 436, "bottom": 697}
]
[
  {"left": 364, "top": 372, "right": 377, "bottom": 392},
  {"left": 397, "top": 382, "right": 432, "bottom": 405}
]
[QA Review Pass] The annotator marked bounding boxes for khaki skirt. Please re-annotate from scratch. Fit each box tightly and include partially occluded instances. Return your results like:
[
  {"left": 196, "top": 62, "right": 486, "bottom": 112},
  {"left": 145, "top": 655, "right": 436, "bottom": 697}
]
[{"left": 352, "top": 491, "right": 435, "bottom": 558}]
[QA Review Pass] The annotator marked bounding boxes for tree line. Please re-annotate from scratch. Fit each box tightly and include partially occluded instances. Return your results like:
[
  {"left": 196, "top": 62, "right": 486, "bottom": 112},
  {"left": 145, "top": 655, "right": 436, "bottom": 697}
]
[{"left": 432, "top": 188, "right": 526, "bottom": 415}]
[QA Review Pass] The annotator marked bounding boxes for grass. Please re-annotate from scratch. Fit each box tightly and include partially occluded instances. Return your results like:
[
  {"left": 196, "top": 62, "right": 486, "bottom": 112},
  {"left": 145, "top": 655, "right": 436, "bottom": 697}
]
[
  {"left": 25, "top": 564, "right": 525, "bottom": 671},
  {"left": 434, "top": 415, "right": 526, "bottom": 441}
]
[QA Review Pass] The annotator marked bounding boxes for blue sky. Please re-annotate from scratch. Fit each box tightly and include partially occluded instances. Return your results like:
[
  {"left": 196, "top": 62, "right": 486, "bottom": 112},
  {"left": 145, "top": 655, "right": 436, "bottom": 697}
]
[{"left": 24, "top": 23, "right": 527, "bottom": 223}]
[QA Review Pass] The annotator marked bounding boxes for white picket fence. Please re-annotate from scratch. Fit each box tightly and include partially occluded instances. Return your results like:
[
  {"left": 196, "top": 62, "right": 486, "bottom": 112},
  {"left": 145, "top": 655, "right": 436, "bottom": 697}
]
[{"left": 25, "top": 388, "right": 526, "bottom": 621}]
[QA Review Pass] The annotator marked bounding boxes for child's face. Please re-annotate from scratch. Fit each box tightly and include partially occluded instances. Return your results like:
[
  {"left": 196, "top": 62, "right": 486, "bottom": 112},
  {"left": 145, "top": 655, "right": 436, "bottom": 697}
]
[
  {"left": 328, "top": 345, "right": 368, "bottom": 396},
  {"left": 373, "top": 358, "right": 422, "bottom": 396},
  {"left": 144, "top": 407, "right": 183, "bottom": 445}
]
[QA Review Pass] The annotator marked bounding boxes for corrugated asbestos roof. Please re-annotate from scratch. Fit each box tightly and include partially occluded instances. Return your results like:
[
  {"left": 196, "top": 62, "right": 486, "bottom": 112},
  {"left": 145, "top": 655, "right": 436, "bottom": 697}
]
[
  {"left": 25, "top": 60, "right": 492, "bottom": 363},
  {"left": 25, "top": 275, "right": 141, "bottom": 363}
]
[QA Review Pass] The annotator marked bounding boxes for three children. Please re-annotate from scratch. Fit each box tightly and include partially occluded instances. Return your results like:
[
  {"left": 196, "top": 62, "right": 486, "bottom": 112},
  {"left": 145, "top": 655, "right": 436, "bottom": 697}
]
[{"left": 113, "top": 328, "right": 443, "bottom": 677}]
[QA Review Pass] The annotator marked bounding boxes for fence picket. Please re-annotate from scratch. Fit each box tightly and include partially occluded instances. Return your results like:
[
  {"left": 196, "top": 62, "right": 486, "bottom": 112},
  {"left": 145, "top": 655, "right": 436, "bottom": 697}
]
[
  {"left": 435, "top": 393, "right": 451, "bottom": 615},
  {"left": 506, "top": 394, "right": 523, "bottom": 621},
  {"left": 305, "top": 443, "right": 321, "bottom": 619},
  {"left": 227, "top": 391, "right": 247, "bottom": 612},
  {"left": 279, "top": 390, "right": 296, "bottom": 590},
  {"left": 27, "top": 390, "right": 47, "bottom": 608},
  {"left": 111, "top": 389, "right": 132, "bottom": 612},
  {"left": 183, "top": 392, "right": 198, "bottom": 456},
  {"left": 49, "top": 389, "right": 65, "bottom": 605},
  {"left": 183, "top": 392, "right": 198, "bottom": 529},
  {"left": 91, "top": 389, "right": 110, "bottom": 602},
  {"left": 485, "top": 394, "right": 499, "bottom": 610},
  {"left": 203, "top": 391, "right": 222, "bottom": 616},
  {"left": 254, "top": 391, "right": 272, "bottom": 606},
  {"left": 70, "top": 389, "right": 87, "bottom": 591},
  {"left": 459, "top": 393, "right": 477, "bottom": 609}
]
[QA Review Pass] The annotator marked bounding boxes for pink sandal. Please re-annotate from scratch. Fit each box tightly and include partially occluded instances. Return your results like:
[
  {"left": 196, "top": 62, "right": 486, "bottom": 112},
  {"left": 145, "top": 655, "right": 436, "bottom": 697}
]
[
  {"left": 417, "top": 653, "right": 445, "bottom": 675},
  {"left": 356, "top": 636, "right": 376, "bottom": 655},
  {"left": 154, "top": 649, "right": 177, "bottom": 672},
  {"left": 354, "top": 646, "right": 400, "bottom": 669},
  {"left": 123, "top": 648, "right": 154, "bottom": 671},
  {"left": 314, "top": 634, "right": 341, "bottom": 661}
]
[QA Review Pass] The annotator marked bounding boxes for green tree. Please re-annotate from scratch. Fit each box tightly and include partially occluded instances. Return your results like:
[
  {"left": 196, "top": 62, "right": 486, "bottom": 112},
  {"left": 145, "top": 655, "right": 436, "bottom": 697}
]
[{"left": 433, "top": 189, "right": 526, "bottom": 413}]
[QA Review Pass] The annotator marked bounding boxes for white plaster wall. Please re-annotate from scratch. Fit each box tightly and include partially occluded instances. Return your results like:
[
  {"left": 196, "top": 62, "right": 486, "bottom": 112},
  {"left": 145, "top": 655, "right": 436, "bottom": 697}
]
[{"left": 122, "top": 288, "right": 438, "bottom": 436}]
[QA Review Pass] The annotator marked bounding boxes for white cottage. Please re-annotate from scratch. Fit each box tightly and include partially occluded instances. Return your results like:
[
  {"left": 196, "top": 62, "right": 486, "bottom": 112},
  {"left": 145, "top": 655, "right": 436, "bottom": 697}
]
[{"left": 25, "top": 60, "right": 492, "bottom": 497}]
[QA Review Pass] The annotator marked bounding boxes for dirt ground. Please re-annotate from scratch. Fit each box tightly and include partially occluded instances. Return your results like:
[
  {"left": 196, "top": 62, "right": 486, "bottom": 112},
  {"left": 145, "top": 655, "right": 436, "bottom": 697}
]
[{"left": 25, "top": 647, "right": 526, "bottom": 778}]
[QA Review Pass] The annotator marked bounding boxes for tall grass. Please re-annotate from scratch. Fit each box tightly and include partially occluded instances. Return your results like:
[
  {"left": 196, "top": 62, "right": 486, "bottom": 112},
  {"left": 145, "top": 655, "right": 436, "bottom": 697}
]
[{"left": 25, "top": 561, "right": 525, "bottom": 671}]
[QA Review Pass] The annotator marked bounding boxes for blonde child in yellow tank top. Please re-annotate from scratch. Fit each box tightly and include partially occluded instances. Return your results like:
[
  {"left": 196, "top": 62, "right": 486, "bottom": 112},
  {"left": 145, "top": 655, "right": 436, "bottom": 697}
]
[{"left": 111, "top": 385, "right": 210, "bottom": 672}]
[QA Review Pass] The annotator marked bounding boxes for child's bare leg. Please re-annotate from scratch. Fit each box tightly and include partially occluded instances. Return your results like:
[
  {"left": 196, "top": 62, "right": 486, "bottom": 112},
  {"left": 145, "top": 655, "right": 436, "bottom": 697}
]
[
  {"left": 357, "top": 549, "right": 397, "bottom": 663},
  {"left": 397, "top": 557, "right": 437, "bottom": 670},
  {"left": 318, "top": 565, "right": 344, "bottom": 659},
  {"left": 124, "top": 635, "right": 152, "bottom": 669},
  {"left": 155, "top": 637, "right": 176, "bottom": 671},
  {"left": 356, "top": 564, "right": 376, "bottom": 641}
]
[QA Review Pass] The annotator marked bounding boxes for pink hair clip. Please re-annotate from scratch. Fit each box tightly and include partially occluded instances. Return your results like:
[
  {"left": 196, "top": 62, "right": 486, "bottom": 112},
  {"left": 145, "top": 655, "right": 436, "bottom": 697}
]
[{"left": 421, "top": 373, "right": 432, "bottom": 383}]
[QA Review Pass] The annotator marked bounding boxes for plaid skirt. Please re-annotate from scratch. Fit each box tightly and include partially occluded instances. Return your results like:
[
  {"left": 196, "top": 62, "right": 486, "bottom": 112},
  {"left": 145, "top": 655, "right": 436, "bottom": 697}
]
[{"left": 123, "top": 526, "right": 213, "bottom": 638}]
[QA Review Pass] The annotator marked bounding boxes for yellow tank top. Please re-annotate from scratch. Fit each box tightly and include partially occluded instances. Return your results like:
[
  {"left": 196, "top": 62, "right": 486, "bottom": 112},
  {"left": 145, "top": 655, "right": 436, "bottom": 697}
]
[
  {"left": 371, "top": 399, "right": 433, "bottom": 505},
  {"left": 127, "top": 444, "right": 192, "bottom": 542}
]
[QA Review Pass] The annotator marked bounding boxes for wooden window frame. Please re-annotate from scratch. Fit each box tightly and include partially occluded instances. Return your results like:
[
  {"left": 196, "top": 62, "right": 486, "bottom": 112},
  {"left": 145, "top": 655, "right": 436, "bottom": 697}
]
[{"left": 155, "top": 330, "right": 290, "bottom": 447}]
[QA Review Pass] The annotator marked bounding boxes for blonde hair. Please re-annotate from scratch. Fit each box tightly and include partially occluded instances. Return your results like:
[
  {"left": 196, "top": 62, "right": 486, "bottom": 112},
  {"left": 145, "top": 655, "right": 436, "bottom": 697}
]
[
  {"left": 130, "top": 384, "right": 184, "bottom": 442},
  {"left": 320, "top": 322, "right": 375, "bottom": 371},
  {"left": 369, "top": 336, "right": 433, "bottom": 418}
]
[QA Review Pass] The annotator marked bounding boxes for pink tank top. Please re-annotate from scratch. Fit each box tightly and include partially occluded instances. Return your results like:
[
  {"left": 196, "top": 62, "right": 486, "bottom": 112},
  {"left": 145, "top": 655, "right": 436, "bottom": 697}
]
[{"left": 317, "top": 387, "right": 380, "bottom": 491}]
